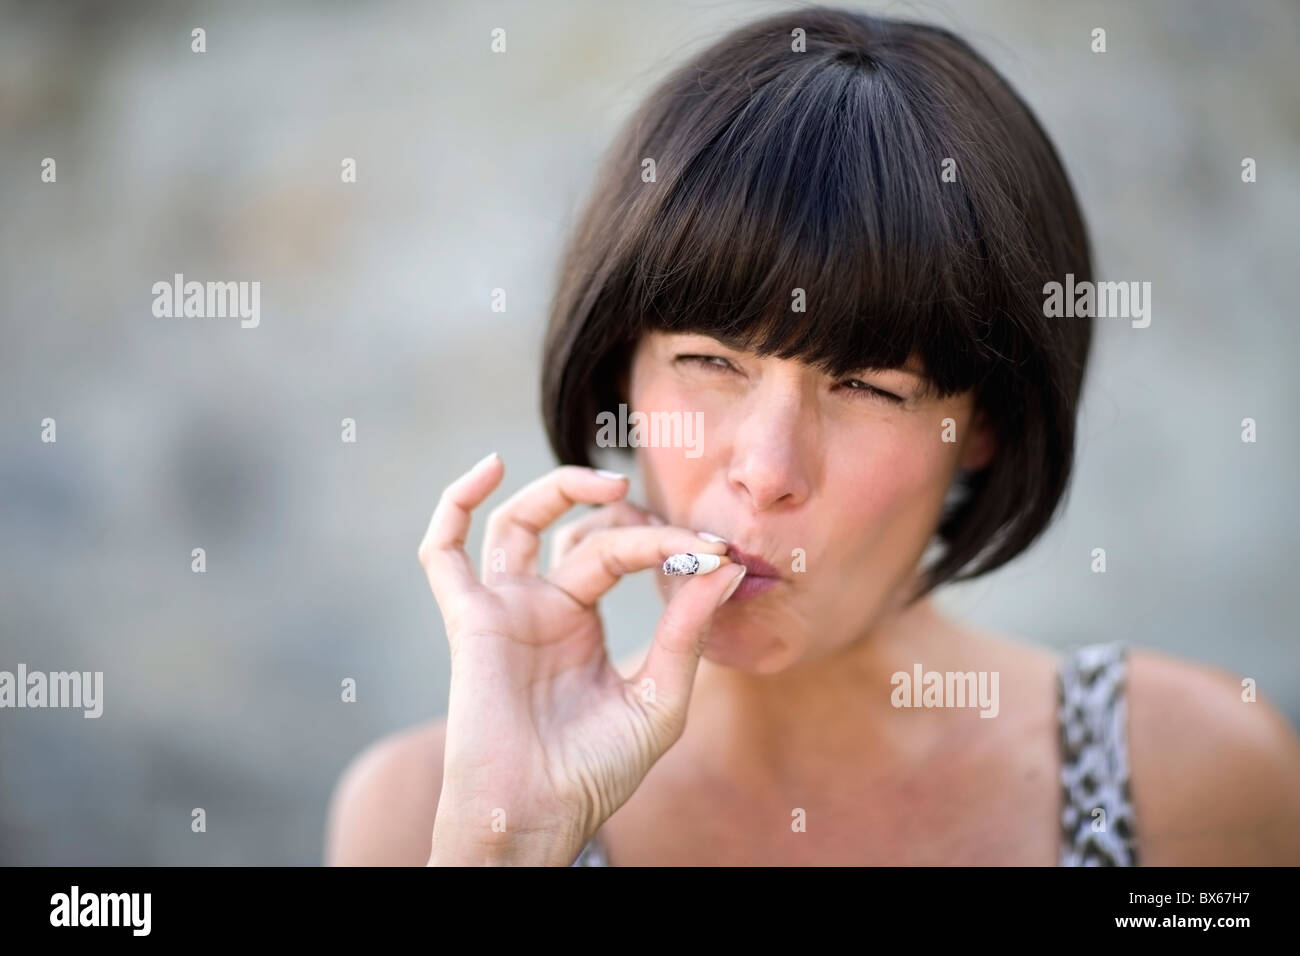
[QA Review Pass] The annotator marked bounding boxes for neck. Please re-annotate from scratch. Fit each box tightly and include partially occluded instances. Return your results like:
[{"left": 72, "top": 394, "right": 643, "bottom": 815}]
[{"left": 687, "top": 587, "right": 972, "bottom": 792}]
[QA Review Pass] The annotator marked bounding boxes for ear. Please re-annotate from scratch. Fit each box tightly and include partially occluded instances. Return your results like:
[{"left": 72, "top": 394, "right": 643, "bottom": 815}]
[{"left": 959, "top": 407, "right": 997, "bottom": 472}]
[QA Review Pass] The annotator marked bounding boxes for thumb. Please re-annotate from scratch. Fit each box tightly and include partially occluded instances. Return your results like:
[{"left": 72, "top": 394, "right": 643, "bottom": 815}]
[{"left": 631, "top": 562, "right": 746, "bottom": 735}]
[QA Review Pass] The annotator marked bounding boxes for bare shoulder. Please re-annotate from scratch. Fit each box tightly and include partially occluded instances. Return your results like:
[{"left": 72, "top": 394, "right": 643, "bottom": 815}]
[
  {"left": 1126, "top": 646, "right": 1300, "bottom": 865},
  {"left": 324, "top": 717, "right": 447, "bottom": 866}
]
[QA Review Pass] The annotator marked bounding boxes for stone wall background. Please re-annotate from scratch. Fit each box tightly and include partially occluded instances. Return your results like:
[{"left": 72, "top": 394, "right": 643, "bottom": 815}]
[{"left": 1, "top": 0, "right": 1296, "bottom": 863}]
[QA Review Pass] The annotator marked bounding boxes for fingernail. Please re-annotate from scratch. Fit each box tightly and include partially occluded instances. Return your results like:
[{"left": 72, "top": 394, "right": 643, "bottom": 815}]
[
  {"left": 475, "top": 451, "right": 500, "bottom": 469},
  {"left": 695, "top": 531, "right": 727, "bottom": 543},
  {"left": 662, "top": 552, "right": 722, "bottom": 575},
  {"left": 593, "top": 469, "right": 627, "bottom": 481},
  {"left": 718, "top": 566, "right": 747, "bottom": 604}
]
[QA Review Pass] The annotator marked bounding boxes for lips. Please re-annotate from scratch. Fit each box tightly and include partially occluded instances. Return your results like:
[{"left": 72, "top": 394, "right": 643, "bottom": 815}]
[{"left": 725, "top": 545, "right": 782, "bottom": 579}]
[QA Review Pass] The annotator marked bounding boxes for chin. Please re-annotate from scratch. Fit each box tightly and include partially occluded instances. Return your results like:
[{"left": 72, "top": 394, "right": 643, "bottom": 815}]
[{"left": 701, "top": 623, "right": 798, "bottom": 674}]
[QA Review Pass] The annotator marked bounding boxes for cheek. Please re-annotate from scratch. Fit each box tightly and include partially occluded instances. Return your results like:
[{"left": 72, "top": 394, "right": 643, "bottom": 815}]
[
  {"left": 629, "top": 377, "right": 714, "bottom": 516},
  {"left": 636, "top": 444, "right": 697, "bottom": 519},
  {"left": 829, "top": 424, "right": 957, "bottom": 526}
]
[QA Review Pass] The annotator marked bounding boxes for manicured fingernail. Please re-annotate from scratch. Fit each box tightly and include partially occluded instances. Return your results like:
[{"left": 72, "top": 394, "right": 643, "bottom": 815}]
[
  {"left": 696, "top": 531, "right": 727, "bottom": 543},
  {"left": 593, "top": 469, "right": 627, "bottom": 481},
  {"left": 475, "top": 451, "right": 500, "bottom": 469},
  {"left": 718, "top": 566, "right": 747, "bottom": 604},
  {"left": 662, "top": 552, "right": 722, "bottom": 575}
]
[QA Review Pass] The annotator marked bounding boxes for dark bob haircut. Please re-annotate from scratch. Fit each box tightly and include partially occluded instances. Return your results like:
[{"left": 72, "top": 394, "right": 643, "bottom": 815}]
[{"left": 542, "top": 6, "right": 1093, "bottom": 602}]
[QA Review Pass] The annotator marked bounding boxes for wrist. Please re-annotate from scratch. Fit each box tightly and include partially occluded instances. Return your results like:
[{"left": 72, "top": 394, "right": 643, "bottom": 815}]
[{"left": 427, "top": 800, "right": 588, "bottom": 866}]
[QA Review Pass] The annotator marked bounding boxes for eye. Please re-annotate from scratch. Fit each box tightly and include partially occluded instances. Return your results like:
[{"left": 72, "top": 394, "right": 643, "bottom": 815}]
[
  {"left": 838, "top": 378, "right": 904, "bottom": 404},
  {"left": 675, "top": 353, "right": 737, "bottom": 373}
]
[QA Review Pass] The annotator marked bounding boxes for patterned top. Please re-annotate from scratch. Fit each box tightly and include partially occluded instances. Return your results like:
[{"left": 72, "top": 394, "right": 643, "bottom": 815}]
[{"left": 572, "top": 641, "right": 1137, "bottom": 866}]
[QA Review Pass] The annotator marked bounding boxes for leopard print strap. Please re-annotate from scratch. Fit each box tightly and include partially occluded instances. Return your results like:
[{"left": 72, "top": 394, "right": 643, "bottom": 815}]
[{"left": 1056, "top": 641, "right": 1139, "bottom": 866}]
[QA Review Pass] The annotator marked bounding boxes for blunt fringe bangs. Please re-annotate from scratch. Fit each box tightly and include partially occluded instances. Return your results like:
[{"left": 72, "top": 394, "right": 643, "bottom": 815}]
[{"left": 542, "top": 6, "right": 1094, "bottom": 601}]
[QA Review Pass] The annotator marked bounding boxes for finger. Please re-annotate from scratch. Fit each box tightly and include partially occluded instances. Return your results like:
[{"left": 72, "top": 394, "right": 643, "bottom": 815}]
[
  {"left": 548, "top": 500, "right": 666, "bottom": 569},
  {"left": 418, "top": 452, "right": 504, "bottom": 612},
  {"left": 631, "top": 563, "right": 747, "bottom": 738},
  {"left": 545, "top": 526, "right": 729, "bottom": 608},
  {"left": 482, "top": 466, "right": 631, "bottom": 580}
]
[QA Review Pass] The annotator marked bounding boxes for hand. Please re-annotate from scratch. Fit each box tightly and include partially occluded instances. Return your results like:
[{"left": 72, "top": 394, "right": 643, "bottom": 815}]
[{"left": 418, "top": 453, "right": 745, "bottom": 865}]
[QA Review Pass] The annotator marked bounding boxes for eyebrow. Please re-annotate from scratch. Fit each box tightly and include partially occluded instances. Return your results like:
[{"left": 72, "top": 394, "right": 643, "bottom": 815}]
[{"left": 671, "top": 330, "right": 749, "bottom": 351}]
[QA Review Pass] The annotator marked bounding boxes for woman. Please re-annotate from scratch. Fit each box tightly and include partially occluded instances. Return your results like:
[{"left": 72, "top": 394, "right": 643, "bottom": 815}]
[{"left": 325, "top": 7, "right": 1300, "bottom": 866}]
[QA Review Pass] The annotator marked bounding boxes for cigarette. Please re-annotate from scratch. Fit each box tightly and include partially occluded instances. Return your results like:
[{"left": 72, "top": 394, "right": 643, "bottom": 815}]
[{"left": 662, "top": 552, "right": 723, "bottom": 575}]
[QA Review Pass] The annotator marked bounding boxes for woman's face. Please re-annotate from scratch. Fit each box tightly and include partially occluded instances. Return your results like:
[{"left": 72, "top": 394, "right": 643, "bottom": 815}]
[{"left": 625, "top": 330, "right": 995, "bottom": 673}]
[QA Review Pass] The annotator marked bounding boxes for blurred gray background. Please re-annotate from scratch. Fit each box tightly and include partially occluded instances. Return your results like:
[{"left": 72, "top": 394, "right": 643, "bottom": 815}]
[{"left": 1, "top": 0, "right": 1296, "bottom": 864}]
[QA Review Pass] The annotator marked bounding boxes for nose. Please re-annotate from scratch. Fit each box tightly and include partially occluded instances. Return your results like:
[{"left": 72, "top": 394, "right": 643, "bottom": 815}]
[{"left": 725, "top": 388, "right": 814, "bottom": 511}]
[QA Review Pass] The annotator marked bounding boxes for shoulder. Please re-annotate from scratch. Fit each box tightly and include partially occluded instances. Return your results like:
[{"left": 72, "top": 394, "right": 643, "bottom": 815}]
[
  {"left": 1125, "top": 645, "right": 1300, "bottom": 865},
  {"left": 324, "top": 717, "right": 447, "bottom": 866}
]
